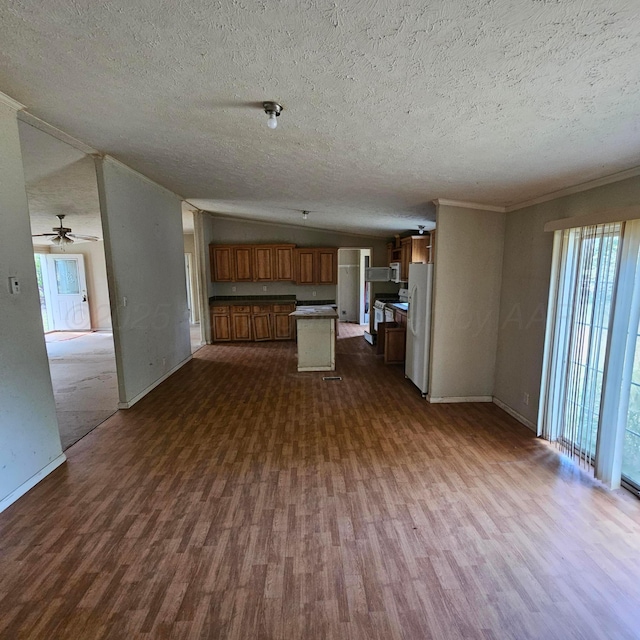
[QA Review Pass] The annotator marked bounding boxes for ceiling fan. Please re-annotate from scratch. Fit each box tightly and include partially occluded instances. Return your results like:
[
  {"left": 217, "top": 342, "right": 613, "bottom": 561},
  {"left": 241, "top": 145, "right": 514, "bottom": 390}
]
[{"left": 32, "top": 214, "right": 99, "bottom": 245}]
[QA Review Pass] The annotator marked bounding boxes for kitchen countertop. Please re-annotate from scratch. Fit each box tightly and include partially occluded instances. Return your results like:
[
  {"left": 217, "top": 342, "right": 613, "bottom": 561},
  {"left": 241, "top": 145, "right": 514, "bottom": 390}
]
[
  {"left": 289, "top": 305, "right": 339, "bottom": 319},
  {"left": 210, "top": 295, "right": 296, "bottom": 306},
  {"left": 386, "top": 302, "right": 408, "bottom": 313}
]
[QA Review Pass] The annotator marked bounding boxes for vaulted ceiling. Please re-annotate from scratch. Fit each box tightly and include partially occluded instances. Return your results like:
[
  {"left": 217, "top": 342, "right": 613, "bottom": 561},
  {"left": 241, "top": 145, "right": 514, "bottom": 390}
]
[{"left": 4, "top": 0, "right": 640, "bottom": 238}]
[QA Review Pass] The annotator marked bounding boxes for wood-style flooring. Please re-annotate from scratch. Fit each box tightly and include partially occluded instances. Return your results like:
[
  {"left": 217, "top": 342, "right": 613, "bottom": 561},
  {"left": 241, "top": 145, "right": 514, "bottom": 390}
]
[{"left": 1, "top": 324, "right": 640, "bottom": 639}]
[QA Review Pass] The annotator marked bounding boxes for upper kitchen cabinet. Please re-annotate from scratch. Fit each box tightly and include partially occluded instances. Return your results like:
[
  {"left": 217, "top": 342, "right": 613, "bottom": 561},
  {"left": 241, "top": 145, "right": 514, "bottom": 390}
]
[
  {"left": 385, "top": 234, "right": 434, "bottom": 281},
  {"left": 234, "top": 246, "right": 253, "bottom": 281},
  {"left": 210, "top": 244, "right": 296, "bottom": 283},
  {"left": 294, "top": 248, "right": 338, "bottom": 285},
  {"left": 400, "top": 236, "right": 430, "bottom": 281},
  {"left": 211, "top": 246, "right": 234, "bottom": 282}
]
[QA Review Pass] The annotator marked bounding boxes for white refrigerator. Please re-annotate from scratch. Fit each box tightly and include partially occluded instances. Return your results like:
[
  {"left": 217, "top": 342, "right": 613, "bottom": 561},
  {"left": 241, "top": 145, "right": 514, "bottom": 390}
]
[{"left": 405, "top": 263, "right": 434, "bottom": 397}]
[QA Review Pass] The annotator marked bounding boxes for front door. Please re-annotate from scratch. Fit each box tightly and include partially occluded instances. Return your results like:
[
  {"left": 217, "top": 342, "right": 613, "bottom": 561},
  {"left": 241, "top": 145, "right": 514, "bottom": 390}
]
[{"left": 45, "top": 254, "right": 90, "bottom": 330}]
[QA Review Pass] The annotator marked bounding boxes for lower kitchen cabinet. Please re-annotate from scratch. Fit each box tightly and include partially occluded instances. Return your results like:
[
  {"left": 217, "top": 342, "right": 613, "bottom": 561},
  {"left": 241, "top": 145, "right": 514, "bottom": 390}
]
[
  {"left": 252, "top": 305, "right": 273, "bottom": 341},
  {"left": 231, "top": 307, "right": 252, "bottom": 341},
  {"left": 211, "top": 310, "right": 231, "bottom": 341},
  {"left": 211, "top": 302, "right": 295, "bottom": 342}
]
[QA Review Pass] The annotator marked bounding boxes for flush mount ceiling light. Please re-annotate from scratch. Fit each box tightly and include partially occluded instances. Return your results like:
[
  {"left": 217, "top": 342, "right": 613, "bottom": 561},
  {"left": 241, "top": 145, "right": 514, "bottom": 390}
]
[
  {"left": 418, "top": 225, "right": 426, "bottom": 235},
  {"left": 263, "top": 101, "right": 283, "bottom": 129}
]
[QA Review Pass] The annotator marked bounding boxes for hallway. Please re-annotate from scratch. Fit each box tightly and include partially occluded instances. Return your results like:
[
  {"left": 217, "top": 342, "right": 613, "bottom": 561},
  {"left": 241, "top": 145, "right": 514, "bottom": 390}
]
[{"left": 1, "top": 325, "right": 640, "bottom": 639}]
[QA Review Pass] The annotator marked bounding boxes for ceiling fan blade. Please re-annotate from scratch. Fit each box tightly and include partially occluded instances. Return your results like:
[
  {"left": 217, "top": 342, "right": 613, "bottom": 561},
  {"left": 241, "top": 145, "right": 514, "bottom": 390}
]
[
  {"left": 67, "top": 234, "right": 99, "bottom": 241},
  {"left": 31, "top": 233, "right": 57, "bottom": 237}
]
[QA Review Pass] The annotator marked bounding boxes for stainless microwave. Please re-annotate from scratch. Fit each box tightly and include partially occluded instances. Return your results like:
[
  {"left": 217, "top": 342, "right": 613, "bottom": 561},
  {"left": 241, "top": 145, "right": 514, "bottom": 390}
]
[{"left": 365, "top": 262, "right": 403, "bottom": 283}]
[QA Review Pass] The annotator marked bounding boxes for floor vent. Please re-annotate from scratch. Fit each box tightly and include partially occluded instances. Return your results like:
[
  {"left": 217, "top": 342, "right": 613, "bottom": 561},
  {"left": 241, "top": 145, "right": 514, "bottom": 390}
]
[{"left": 322, "top": 376, "right": 342, "bottom": 381}]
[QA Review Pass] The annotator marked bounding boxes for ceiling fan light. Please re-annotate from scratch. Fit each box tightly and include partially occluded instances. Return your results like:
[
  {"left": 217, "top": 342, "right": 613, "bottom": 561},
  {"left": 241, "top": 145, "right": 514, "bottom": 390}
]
[{"left": 51, "top": 236, "right": 62, "bottom": 245}]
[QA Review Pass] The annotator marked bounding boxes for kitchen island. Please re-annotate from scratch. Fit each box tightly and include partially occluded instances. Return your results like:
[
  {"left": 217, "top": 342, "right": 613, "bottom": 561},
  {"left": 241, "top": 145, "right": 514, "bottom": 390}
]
[{"left": 289, "top": 306, "right": 338, "bottom": 372}]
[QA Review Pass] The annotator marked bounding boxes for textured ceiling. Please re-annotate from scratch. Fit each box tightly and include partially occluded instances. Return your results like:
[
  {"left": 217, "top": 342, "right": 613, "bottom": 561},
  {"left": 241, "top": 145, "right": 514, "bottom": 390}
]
[{"left": 3, "top": 0, "right": 640, "bottom": 237}]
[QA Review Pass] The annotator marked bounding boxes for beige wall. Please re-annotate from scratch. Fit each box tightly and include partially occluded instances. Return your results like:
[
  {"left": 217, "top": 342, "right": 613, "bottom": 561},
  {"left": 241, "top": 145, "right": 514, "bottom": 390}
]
[
  {"left": 494, "top": 174, "right": 640, "bottom": 426},
  {"left": 96, "top": 157, "right": 191, "bottom": 408},
  {"left": 429, "top": 204, "right": 506, "bottom": 401},
  {"left": 0, "top": 103, "right": 63, "bottom": 511},
  {"left": 51, "top": 240, "right": 112, "bottom": 330}
]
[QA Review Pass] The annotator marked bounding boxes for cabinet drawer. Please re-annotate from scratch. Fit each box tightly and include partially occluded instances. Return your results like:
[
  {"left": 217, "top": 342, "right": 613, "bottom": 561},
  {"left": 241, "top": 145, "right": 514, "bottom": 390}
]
[
  {"left": 272, "top": 304, "right": 295, "bottom": 313},
  {"left": 252, "top": 305, "right": 271, "bottom": 314},
  {"left": 211, "top": 305, "right": 230, "bottom": 314},
  {"left": 232, "top": 305, "right": 251, "bottom": 313}
]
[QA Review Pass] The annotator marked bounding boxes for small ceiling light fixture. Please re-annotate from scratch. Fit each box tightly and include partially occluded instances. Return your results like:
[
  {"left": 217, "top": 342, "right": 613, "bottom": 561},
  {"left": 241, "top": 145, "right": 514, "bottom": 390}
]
[
  {"left": 418, "top": 225, "right": 426, "bottom": 235},
  {"left": 263, "top": 101, "right": 283, "bottom": 129},
  {"left": 302, "top": 210, "right": 309, "bottom": 220}
]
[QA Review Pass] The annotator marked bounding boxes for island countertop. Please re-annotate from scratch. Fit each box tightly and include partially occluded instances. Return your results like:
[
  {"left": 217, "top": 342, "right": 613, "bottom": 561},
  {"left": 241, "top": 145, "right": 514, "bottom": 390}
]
[{"left": 289, "top": 305, "right": 339, "bottom": 319}]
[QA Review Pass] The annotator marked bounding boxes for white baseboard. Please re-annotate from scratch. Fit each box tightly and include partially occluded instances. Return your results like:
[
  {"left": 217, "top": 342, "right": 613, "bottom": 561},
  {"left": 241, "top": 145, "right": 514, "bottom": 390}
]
[
  {"left": 0, "top": 453, "right": 67, "bottom": 514},
  {"left": 118, "top": 354, "right": 192, "bottom": 409},
  {"left": 492, "top": 397, "right": 537, "bottom": 432},
  {"left": 427, "top": 395, "right": 493, "bottom": 403}
]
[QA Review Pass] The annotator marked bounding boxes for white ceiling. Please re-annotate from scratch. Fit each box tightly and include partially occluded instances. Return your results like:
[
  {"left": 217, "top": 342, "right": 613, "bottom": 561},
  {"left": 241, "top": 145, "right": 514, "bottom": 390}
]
[{"left": 4, "top": 0, "right": 640, "bottom": 238}]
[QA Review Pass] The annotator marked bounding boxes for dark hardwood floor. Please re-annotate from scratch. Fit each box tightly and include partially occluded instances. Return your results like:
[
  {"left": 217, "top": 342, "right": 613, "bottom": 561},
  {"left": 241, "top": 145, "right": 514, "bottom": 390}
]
[{"left": 1, "top": 324, "right": 640, "bottom": 639}]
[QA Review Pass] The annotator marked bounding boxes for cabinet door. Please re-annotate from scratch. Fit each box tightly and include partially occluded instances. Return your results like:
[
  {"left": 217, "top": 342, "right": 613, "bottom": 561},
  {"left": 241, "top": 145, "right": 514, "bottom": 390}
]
[
  {"left": 274, "top": 245, "right": 294, "bottom": 281},
  {"left": 231, "top": 313, "right": 252, "bottom": 341},
  {"left": 211, "top": 310, "right": 231, "bottom": 341},
  {"left": 252, "top": 313, "right": 272, "bottom": 341},
  {"left": 295, "top": 248, "right": 315, "bottom": 285},
  {"left": 211, "top": 246, "right": 233, "bottom": 282},
  {"left": 316, "top": 248, "right": 337, "bottom": 285},
  {"left": 400, "top": 237, "right": 411, "bottom": 282},
  {"left": 384, "top": 326, "right": 406, "bottom": 364},
  {"left": 272, "top": 316, "right": 291, "bottom": 340},
  {"left": 253, "top": 246, "right": 274, "bottom": 281},
  {"left": 234, "top": 247, "right": 253, "bottom": 281},
  {"left": 272, "top": 304, "right": 294, "bottom": 341}
]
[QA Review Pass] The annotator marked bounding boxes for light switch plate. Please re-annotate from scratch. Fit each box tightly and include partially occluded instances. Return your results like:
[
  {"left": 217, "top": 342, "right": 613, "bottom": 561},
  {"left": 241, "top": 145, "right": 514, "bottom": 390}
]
[{"left": 8, "top": 276, "right": 20, "bottom": 294}]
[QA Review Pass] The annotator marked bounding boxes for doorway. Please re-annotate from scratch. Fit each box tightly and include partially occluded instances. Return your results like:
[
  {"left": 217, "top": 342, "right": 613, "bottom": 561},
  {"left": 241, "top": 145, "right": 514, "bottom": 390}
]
[
  {"left": 337, "top": 248, "right": 372, "bottom": 327},
  {"left": 21, "top": 119, "right": 119, "bottom": 450}
]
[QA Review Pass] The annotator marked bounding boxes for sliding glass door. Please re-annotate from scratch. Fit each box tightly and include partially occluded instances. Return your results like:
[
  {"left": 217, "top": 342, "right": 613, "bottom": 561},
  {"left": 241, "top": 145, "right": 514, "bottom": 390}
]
[
  {"left": 540, "top": 219, "right": 640, "bottom": 491},
  {"left": 623, "top": 327, "right": 640, "bottom": 489}
]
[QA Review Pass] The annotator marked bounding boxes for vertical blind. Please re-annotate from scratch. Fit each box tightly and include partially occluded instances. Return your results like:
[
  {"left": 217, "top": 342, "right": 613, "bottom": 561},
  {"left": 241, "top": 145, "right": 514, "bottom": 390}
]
[{"left": 541, "top": 223, "right": 622, "bottom": 466}]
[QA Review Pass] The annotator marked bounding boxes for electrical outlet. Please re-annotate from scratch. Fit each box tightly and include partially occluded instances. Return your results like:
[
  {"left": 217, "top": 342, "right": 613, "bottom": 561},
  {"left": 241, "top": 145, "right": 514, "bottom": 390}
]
[
  {"left": 523, "top": 392, "right": 529, "bottom": 406},
  {"left": 232, "top": 286, "right": 236, "bottom": 293},
  {"left": 312, "top": 290, "right": 317, "bottom": 297},
  {"left": 263, "top": 285, "right": 267, "bottom": 292}
]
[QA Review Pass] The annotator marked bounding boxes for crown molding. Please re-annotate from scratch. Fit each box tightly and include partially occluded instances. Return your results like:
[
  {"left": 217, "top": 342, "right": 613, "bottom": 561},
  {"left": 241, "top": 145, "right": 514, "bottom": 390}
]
[
  {"left": 18, "top": 111, "right": 97, "bottom": 155},
  {"left": 0, "top": 91, "right": 25, "bottom": 111},
  {"left": 433, "top": 199, "right": 506, "bottom": 213},
  {"left": 506, "top": 165, "right": 640, "bottom": 212}
]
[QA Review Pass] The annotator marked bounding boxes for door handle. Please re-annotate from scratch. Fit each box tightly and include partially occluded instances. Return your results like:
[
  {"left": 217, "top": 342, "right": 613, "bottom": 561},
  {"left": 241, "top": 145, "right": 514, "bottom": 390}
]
[{"left": 82, "top": 295, "right": 87, "bottom": 302}]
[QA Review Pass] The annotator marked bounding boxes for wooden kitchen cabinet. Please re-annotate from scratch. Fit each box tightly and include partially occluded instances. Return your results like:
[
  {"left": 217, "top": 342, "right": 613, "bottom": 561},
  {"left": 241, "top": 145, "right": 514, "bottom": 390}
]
[
  {"left": 273, "top": 245, "right": 295, "bottom": 281},
  {"left": 317, "top": 248, "right": 338, "bottom": 284},
  {"left": 211, "top": 247, "right": 234, "bottom": 282},
  {"left": 230, "top": 305, "right": 252, "bottom": 341},
  {"left": 211, "top": 305, "right": 231, "bottom": 341},
  {"left": 295, "top": 248, "right": 316, "bottom": 285},
  {"left": 253, "top": 246, "right": 274, "bottom": 281},
  {"left": 210, "top": 243, "right": 297, "bottom": 283},
  {"left": 252, "top": 305, "right": 272, "bottom": 341},
  {"left": 272, "top": 303, "right": 295, "bottom": 340},
  {"left": 210, "top": 302, "right": 295, "bottom": 342},
  {"left": 294, "top": 248, "right": 338, "bottom": 285},
  {"left": 400, "top": 235, "right": 430, "bottom": 281},
  {"left": 233, "top": 247, "right": 253, "bottom": 281},
  {"left": 384, "top": 325, "right": 406, "bottom": 364}
]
